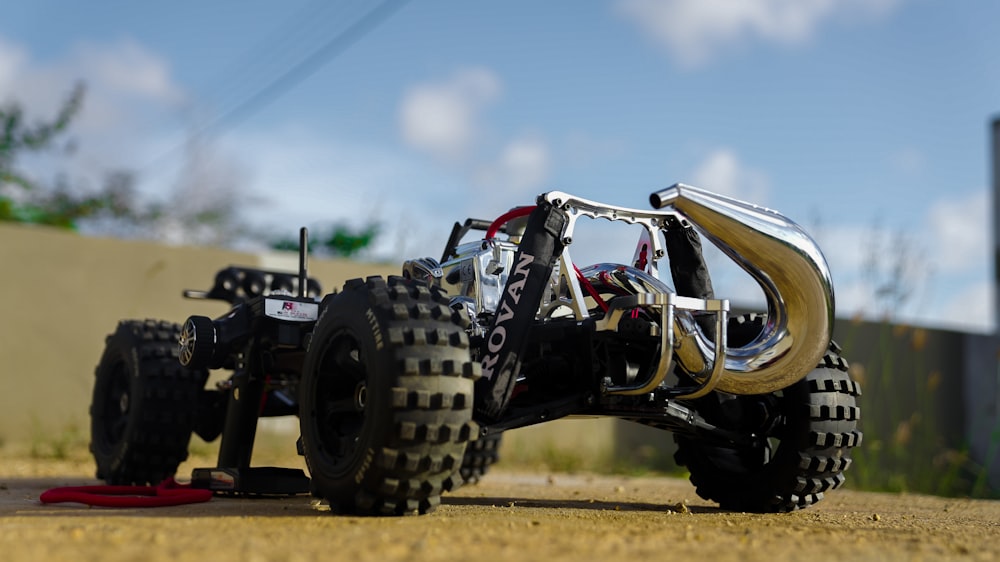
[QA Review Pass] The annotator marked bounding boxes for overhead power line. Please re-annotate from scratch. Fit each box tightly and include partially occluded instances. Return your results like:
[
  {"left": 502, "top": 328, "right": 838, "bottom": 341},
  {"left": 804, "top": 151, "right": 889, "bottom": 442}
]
[
  {"left": 200, "top": 0, "right": 368, "bottom": 126},
  {"left": 143, "top": 0, "right": 411, "bottom": 172},
  {"left": 203, "top": 0, "right": 411, "bottom": 136},
  {"left": 207, "top": 0, "right": 412, "bottom": 134}
]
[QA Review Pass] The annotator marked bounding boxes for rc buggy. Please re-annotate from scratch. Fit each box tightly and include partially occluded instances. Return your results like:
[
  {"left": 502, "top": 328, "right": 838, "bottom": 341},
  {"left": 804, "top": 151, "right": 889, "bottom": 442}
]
[{"left": 90, "top": 184, "right": 861, "bottom": 515}]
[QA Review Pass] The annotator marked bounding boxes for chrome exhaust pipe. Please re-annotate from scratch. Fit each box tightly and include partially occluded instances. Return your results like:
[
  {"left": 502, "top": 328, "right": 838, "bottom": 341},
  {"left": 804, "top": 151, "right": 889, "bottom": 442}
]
[{"left": 650, "top": 184, "right": 835, "bottom": 395}]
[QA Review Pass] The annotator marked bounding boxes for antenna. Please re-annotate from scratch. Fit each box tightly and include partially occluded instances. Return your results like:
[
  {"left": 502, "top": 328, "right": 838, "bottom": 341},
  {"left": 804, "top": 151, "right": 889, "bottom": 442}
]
[
  {"left": 298, "top": 227, "right": 309, "bottom": 299},
  {"left": 992, "top": 117, "right": 1000, "bottom": 334}
]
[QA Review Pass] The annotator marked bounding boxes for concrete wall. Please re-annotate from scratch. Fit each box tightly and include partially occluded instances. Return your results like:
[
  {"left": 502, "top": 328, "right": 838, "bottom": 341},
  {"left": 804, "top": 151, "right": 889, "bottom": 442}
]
[
  {"left": 963, "top": 333, "right": 1000, "bottom": 490},
  {"left": 0, "top": 222, "right": 398, "bottom": 444},
  {"left": 832, "top": 318, "right": 968, "bottom": 450}
]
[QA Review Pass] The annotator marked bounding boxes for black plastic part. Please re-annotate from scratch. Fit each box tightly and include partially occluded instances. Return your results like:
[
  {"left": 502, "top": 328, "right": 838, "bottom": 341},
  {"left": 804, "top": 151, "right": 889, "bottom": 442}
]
[
  {"left": 243, "top": 270, "right": 268, "bottom": 298},
  {"left": 190, "top": 466, "right": 311, "bottom": 496},
  {"left": 663, "top": 217, "right": 717, "bottom": 339},
  {"left": 186, "top": 266, "right": 324, "bottom": 305},
  {"left": 216, "top": 368, "right": 265, "bottom": 470},
  {"left": 480, "top": 393, "right": 591, "bottom": 435},
  {"left": 193, "top": 389, "right": 227, "bottom": 442},
  {"left": 298, "top": 227, "right": 309, "bottom": 298},
  {"left": 475, "top": 202, "right": 567, "bottom": 421},
  {"left": 441, "top": 218, "right": 501, "bottom": 262}
]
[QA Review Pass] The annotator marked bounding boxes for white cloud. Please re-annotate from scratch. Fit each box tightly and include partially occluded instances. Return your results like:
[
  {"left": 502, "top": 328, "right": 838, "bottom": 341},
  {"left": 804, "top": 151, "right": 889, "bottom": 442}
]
[
  {"left": 616, "top": 0, "right": 903, "bottom": 67},
  {"left": 0, "top": 37, "right": 185, "bottom": 130},
  {"left": 927, "top": 189, "right": 989, "bottom": 271},
  {"left": 398, "top": 67, "right": 554, "bottom": 212},
  {"left": 680, "top": 152, "right": 991, "bottom": 332},
  {"left": 76, "top": 39, "right": 185, "bottom": 106},
  {"left": 398, "top": 67, "right": 501, "bottom": 162},
  {"left": 935, "top": 280, "right": 994, "bottom": 333},
  {"left": 813, "top": 223, "right": 867, "bottom": 286},
  {"left": 0, "top": 38, "right": 27, "bottom": 92},
  {"left": 804, "top": 188, "right": 991, "bottom": 331},
  {"left": 689, "top": 148, "right": 770, "bottom": 203},
  {"left": 0, "top": 35, "right": 189, "bottom": 191},
  {"left": 222, "top": 125, "right": 469, "bottom": 261},
  {"left": 475, "top": 134, "right": 551, "bottom": 195}
]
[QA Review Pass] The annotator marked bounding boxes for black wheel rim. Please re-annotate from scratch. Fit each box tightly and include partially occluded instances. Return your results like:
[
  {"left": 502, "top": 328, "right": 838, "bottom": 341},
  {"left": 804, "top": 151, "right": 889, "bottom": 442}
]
[
  {"left": 311, "top": 330, "right": 369, "bottom": 475},
  {"left": 697, "top": 393, "right": 785, "bottom": 474}
]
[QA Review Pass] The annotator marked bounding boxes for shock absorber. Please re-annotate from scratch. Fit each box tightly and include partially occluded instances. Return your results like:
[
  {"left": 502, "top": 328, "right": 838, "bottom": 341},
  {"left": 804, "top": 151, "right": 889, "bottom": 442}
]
[{"left": 474, "top": 200, "right": 567, "bottom": 421}]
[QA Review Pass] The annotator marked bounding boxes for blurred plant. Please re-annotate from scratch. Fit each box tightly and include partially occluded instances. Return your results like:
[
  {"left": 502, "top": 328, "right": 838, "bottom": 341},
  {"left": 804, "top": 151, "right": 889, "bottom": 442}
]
[
  {"left": 270, "top": 221, "right": 380, "bottom": 258},
  {"left": 844, "top": 320, "right": 997, "bottom": 498},
  {"left": 861, "top": 221, "right": 931, "bottom": 322},
  {"left": 1, "top": 83, "right": 259, "bottom": 246},
  {"left": 830, "top": 214, "right": 1000, "bottom": 497},
  {"left": 146, "top": 136, "right": 255, "bottom": 247},
  {"left": 0, "top": 83, "right": 93, "bottom": 226},
  {"left": 0, "top": 83, "right": 84, "bottom": 189},
  {"left": 28, "top": 418, "right": 88, "bottom": 461}
]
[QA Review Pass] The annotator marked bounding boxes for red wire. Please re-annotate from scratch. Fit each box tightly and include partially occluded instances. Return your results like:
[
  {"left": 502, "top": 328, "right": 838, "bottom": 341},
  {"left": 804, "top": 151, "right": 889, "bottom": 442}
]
[
  {"left": 485, "top": 206, "right": 536, "bottom": 239},
  {"left": 39, "top": 477, "right": 212, "bottom": 508},
  {"left": 574, "top": 264, "right": 609, "bottom": 313},
  {"left": 486, "top": 205, "right": 608, "bottom": 314}
]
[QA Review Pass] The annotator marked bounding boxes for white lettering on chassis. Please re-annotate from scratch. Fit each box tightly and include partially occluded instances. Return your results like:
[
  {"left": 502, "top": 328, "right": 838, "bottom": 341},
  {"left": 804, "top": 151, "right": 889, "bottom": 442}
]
[{"left": 481, "top": 252, "right": 534, "bottom": 380}]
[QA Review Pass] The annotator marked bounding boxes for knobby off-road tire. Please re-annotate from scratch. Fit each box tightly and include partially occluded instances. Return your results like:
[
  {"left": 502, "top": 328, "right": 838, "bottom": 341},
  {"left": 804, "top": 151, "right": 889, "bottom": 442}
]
[
  {"left": 674, "top": 314, "right": 863, "bottom": 513},
  {"left": 299, "top": 276, "right": 480, "bottom": 515},
  {"left": 90, "top": 319, "right": 209, "bottom": 485},
  {"left": 459, "top": 431, "right": 502, "bottom": 485}
]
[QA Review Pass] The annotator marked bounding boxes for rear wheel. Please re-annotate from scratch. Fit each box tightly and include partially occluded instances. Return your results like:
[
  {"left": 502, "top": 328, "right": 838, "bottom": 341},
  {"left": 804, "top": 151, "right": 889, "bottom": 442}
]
[
  {"left": 299, "top": 276, "right": 480, "bottom": 515},
  {"left": 674, "top": 314, "right": 862, "bottom": 512},
  {"left": 89, "top": 319, "right": 208, "bottom": 485},
  {"left": 459, "top": 431, "right": 503, "bottom": 485}
]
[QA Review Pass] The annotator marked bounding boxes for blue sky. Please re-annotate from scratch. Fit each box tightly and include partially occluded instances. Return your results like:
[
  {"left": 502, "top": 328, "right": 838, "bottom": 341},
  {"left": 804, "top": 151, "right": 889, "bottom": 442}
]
[{"left": 2, "top": 0, "right": 997, "bottom": 332}]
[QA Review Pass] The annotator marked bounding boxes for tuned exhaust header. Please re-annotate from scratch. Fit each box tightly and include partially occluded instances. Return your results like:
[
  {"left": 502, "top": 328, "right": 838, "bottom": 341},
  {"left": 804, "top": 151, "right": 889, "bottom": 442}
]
[{"left": 649, "top": 183, "right": 835, "bottom": 394}]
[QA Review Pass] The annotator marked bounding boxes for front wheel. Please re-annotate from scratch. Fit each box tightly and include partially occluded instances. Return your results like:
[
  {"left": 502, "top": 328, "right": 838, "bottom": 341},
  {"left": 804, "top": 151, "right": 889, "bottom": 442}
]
[
  {"left": 299, "top": 276, "right": 480, "bottom": 515},
  {"left": 674, "top": 314, "right": 863, "bottom": 512}
]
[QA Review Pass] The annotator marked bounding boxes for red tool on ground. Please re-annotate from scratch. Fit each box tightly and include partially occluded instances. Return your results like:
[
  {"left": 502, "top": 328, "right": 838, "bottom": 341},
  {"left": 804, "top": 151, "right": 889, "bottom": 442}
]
[{"left": 39, "top": 478, "right": 212, "bottom": 508}]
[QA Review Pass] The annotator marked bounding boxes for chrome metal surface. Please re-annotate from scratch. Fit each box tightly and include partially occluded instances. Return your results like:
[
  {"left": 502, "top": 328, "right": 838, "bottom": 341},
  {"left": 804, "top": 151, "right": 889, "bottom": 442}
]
[
  {"left": 649, "top": 183, "right": 835, "bottom": 394},
  {"left": 178, "top": 316, "right": 215, "bottom": 368},
  {"left": 540, "top": 191, "right": 681, "bottom": 280},
  {"left": 540, "top": 184, "right": 833, "bottom": 395},
  {"left": 595, "top": 292, "right": 677, "bottom": 396},
  {"left": 402, "top": 257, "right": 444, "bottom": 283},
  {"left": 436, "top": 239, "right": 518, "bottom": 317},
  {"left": 577, "top": 264, "right": 727, "bottom": 396},
  {"left": 426, "top": 184, "right": 832, "bottom": 398}
]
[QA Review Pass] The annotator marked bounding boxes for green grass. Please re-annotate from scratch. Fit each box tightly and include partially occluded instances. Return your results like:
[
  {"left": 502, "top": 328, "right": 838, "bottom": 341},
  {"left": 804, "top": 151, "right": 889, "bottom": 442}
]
[{"left": 27, "top": 418, "right": 89, "bottom": 461}]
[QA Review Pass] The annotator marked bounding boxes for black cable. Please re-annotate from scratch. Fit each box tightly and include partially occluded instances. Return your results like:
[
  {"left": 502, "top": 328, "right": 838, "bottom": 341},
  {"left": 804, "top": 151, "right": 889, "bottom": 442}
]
[
  {"left": 200, "top": 0, "right": 411, "bottom": 136},
  {"left": 201, "top": 0, "right": 366, "bottom": 126},
  {"left": 142, "top": 0, "right": 411, "bottom": 173}
]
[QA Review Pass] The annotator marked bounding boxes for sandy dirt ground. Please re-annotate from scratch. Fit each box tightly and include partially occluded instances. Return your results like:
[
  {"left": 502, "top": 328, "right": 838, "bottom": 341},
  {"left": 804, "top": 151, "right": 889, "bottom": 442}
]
[{"left": 1, "top": 455, "right": 998, "bottom": 562}]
